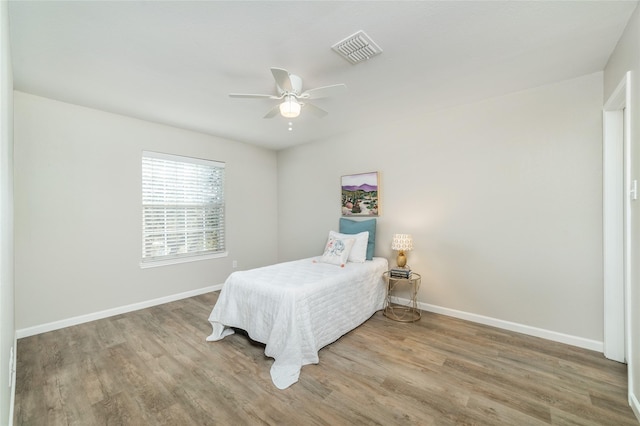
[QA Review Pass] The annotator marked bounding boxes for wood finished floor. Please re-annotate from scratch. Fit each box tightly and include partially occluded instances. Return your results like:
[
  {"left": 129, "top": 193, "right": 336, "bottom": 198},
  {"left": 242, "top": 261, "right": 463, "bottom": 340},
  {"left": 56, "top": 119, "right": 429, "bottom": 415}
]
[{"left": 14, "top": 291, "right": 638, "bottom": 425}]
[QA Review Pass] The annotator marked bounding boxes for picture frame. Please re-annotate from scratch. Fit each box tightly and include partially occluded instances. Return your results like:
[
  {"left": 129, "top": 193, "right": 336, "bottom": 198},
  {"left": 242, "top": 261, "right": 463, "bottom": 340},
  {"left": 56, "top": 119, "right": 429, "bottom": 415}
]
[{"left": 341, "top": 172, "right": 379, "bottom": 216}]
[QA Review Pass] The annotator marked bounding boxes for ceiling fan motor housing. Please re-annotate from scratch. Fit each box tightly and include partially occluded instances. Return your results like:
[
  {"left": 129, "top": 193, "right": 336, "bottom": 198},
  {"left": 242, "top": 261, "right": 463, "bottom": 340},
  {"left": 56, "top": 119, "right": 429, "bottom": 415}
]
[{"left": 278, "top": 74, "right": 303, "bottom": 96}]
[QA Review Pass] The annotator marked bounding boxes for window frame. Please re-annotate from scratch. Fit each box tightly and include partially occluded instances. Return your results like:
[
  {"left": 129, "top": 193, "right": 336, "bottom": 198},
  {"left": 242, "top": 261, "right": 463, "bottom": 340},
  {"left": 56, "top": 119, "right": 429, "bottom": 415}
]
[{"left": 140, "top": 151, "right": 227, "bottom": 268}]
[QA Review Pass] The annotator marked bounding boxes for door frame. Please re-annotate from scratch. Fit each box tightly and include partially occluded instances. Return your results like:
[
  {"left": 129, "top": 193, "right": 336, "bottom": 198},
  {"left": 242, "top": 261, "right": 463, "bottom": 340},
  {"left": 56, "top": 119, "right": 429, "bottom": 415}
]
[{"left": 603, "top": 71, "right": 631, "bottom": 363}]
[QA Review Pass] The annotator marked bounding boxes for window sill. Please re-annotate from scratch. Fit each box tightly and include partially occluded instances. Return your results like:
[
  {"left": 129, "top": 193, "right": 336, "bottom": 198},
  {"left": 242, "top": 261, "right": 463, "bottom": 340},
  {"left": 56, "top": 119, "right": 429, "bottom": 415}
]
[{"left": 140, "top": 251, "right": 228, "bottom": 269}]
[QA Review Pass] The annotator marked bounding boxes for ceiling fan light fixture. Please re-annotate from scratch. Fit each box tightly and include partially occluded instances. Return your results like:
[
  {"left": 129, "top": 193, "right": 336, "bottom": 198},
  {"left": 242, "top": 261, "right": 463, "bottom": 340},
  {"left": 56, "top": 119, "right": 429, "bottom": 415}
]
[{"left": 279, "top": 96, "right": 301, "bottom": 118}]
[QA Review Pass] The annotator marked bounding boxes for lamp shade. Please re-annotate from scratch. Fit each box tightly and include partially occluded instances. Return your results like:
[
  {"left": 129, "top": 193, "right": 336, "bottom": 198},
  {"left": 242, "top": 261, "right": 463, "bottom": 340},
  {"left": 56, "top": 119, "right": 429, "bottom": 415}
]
[
  {"left": 391, "top": 234, "right": 413, "bottom": 251},
  {"left": 279, "top": 96, "right": 301, "bottom": 118}
]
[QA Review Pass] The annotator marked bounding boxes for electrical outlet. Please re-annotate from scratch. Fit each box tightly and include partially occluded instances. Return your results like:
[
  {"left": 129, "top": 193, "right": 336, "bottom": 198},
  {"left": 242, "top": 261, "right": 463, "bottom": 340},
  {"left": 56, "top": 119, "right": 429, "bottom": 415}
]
[{"left": 232, "top": 260, "right": 237, "bottom": 269}]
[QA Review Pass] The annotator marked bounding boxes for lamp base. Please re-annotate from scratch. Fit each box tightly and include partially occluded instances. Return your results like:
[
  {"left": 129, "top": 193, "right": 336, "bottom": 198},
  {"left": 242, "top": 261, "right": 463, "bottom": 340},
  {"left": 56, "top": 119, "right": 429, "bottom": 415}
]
[{"left": 396, "top": 251, "right": 407, "bottom": 268}]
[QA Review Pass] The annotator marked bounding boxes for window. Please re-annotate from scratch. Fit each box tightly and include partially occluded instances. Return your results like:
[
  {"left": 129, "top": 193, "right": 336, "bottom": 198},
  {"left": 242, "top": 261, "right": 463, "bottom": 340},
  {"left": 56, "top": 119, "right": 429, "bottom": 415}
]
[{"left": 141, "top": 151, "right": 225, "bottom": 266}]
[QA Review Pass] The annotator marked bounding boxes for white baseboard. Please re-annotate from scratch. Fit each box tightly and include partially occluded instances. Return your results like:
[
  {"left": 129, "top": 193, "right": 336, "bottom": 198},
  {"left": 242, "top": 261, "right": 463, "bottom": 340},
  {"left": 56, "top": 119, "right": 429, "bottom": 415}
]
[
  {"left": 630, "top": 391, "right": 640, "bottom": 423},
  {"left": 16, "top": 284, "right": 223, "bottom": 339},
  {"left": 18, "top": 288, "right": 602, "bottom": 353},
  {"left": 389, "top": 297, "right": 603, "bottom": 352},
  {"left": 8, "top": 332, "right": 16, "bottom": 426}
]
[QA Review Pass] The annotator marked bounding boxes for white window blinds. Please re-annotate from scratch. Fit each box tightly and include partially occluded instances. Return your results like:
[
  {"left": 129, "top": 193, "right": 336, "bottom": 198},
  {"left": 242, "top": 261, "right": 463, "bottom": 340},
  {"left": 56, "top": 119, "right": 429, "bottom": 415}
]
[{"left": 142, "top": 151, "right": 225, "bottom": 264}]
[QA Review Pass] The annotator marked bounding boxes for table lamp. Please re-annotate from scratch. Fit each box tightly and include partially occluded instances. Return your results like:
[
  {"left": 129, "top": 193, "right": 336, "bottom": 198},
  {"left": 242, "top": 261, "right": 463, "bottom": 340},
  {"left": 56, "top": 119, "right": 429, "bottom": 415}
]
[{"left": 391, "top": 234, "right": 413, "bottom": 268}]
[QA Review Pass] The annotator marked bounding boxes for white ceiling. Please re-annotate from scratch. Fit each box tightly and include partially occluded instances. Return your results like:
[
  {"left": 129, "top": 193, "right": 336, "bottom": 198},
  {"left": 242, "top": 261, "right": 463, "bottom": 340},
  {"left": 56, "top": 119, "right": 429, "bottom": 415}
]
[{"left": 8, "top": 1, "right": 638, "bottom": 150}]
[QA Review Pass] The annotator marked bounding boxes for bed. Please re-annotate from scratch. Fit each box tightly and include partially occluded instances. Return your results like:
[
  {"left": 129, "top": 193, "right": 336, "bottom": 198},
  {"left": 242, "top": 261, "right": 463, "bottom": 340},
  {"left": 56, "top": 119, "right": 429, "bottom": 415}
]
[{"left": 206, "top": 219, "right": 386, "bottom": 389}]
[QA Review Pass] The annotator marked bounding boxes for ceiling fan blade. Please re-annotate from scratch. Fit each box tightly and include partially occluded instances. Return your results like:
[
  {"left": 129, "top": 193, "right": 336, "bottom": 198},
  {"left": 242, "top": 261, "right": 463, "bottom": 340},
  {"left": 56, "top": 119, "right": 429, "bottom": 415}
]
[
  {"left": 229, "top": 93, "right": 279, "bottom": 99},
  {"left": 303, "top": 102, "right": 328, "bottom": 118},
  {"left": 271, "top": 67, "right": 292, "bottom": 92},
  {"left": 263, "top": 105, "right": 281, "bottom": 119},
  {"left": 301, "top": 84, "right": 347, "bottom": 100}
]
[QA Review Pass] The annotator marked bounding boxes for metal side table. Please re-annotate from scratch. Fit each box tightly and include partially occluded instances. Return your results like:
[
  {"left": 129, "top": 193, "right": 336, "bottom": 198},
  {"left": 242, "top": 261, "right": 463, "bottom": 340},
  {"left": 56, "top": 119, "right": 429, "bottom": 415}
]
[{"left": 383, "top": 271, "right": 421, "bottom": 322}]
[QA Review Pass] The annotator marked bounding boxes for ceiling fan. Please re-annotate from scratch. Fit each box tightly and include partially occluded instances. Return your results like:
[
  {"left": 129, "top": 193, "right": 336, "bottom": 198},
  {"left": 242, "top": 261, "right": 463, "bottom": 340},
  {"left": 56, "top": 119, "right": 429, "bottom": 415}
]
[{"left": 229, "top": 68, "right": 347, "bottom": 119}]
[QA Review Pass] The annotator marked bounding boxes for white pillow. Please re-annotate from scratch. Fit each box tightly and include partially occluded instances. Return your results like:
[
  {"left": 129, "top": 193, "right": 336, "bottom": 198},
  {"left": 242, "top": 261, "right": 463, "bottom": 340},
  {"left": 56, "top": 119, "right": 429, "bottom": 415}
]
[
  {"left": 320, "top": 235, "right": 355, "bottom": 267},
  {"left": 329, "top": 230, "right": 369, "bottom": 263}
]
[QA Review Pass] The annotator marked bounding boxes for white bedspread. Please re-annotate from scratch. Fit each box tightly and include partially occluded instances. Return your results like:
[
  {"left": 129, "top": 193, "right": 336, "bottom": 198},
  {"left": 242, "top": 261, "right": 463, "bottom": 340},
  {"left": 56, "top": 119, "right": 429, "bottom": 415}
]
[{"left": 206, "top": 257, "right": 388, "bottom": 389}]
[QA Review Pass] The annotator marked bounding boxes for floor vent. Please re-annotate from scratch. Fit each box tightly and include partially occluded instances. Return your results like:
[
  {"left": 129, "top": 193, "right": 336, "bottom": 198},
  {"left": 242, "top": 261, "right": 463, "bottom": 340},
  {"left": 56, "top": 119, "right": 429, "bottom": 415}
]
[{"left": 332, "top": 30, "right": 382, "bottom": 64}]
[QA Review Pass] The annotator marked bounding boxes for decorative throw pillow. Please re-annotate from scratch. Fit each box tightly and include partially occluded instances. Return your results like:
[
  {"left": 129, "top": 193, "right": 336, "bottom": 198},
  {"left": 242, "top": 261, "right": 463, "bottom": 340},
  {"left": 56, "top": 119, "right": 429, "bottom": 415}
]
[
  {"left": 339, "top": 218, "right": 376, "bottom": 260},
  {"left": 319, "top": 236, "right": 355, "bottom": 267},
  {"left": 329, "top": 230, "right": 368, "bottom": 263}
]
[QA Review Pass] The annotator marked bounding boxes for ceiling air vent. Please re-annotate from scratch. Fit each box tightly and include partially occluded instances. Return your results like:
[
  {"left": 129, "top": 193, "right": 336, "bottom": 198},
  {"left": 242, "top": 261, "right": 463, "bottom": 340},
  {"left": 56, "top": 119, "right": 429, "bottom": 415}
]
[{"left": 332, "top": 30, "right": 382, "bottom": 64}]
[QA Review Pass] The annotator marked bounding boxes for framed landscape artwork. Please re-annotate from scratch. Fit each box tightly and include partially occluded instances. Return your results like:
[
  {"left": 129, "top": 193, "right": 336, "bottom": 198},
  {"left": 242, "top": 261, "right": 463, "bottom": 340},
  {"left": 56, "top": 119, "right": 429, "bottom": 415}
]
[{"left": 341, "top": 172, "right": 379, "bottom": 216}]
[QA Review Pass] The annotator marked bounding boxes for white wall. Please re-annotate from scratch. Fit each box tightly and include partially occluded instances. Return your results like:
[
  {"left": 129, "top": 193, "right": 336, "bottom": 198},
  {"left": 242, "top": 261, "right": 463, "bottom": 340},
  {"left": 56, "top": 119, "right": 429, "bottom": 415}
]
[
  {"left": 13, "top": 92, "right": 278, "bottom": 331},
  {"left": 604, "top": 2, "right": 640, "bottom": 418},
  {"left": 278, "top": 72, "right": 604, "bottom": 345},
  {"left": 0, "top": 1, "right": 15, "bottom": 423}
]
